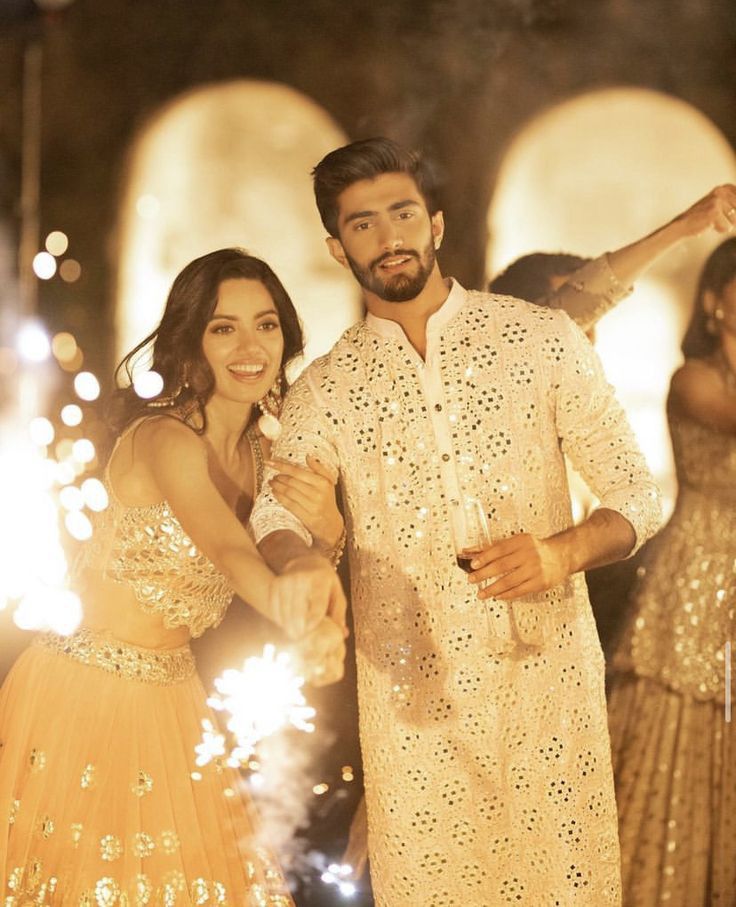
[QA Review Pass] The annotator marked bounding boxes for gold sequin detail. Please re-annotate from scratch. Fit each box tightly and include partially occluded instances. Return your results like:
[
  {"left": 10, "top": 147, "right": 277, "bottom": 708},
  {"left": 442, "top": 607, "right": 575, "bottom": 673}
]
[
  {"left": 132, "top": 832, "right": 155, "bottom": 858},
  {"left": 34, "top": 628, "right": 195, "bottom": 685},
  {"left": 71, "top": 822, "right": 84, "bottom": 847},
  {"left": 158, "top": 829, "right": 180, "bottom": 855},
  {"left": 9, "top": 798, "right": 20, "bottom": 824},
  {"left": 35, "top": 815, "right": 55, "bottom": 839},
  {"left": 133, "top": 873, "right": 153, "bottom": 905},
  {"left": 100, "top": 834, "right": 123, "bottom": 862},
  {"left": 74, "top": 477, "right": 232, "bottom": 638},
  {"left": 95, "top": 876, "right": 121, "bottom": 907},
  {"left": 131, "top": 770, "right": 153, "bottom": 797},
  {"left": 29, "top": 747, "right": 47, "bottom": 772},
  {"left": 612, "top": 407, "right": 736, "bottom": 701},
  {"left": 81, "top": 762, "right": 97, "bottom": 789}
]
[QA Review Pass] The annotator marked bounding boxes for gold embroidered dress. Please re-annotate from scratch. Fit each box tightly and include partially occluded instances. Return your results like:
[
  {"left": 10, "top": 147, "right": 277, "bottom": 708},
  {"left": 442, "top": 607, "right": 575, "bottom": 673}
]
[
  {"left": 251, "top": 281, "right": 661, "bottom": 907},
  {"left": 0, "top": 434, "right": 292, "bottom": 906},
  {"left": 608, "top": 366, "right": 736, "bottom": 906}
]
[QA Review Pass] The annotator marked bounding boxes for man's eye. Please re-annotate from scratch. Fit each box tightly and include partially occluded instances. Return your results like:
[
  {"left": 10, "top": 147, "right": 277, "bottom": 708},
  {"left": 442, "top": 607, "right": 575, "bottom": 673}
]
[{"left": 355, "top": 222, "right": 371, "bottom": 231}]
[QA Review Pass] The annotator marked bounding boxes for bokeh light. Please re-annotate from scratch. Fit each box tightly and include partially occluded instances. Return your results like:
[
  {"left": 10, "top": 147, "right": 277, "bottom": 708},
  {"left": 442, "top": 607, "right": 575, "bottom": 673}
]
[
  {"left": 28, "top": 416, "right": 55, "bottom": 447},
  {"left": 74, "top": 371, "right": 100, "bottom": 401},
  {"left": 51, "top": 331, "right": 78, "bottom": 364},
  {"left": 32, "top": 251, "right": 57, "bottom": 280},
  {"left": 17, "top": 322, "right": 51, "bottom": 363},
  {"left": 45, "top": 230, "right": 69, "bottom": 256},
  {"left": 59, "top": 259, "right": 82, "bottom": 283},
  {"left": 133, "top": 369, "right": 164, "bottom": 399},
  {"left": 60, "top": 403, "right": 83, "bottom": 426}
]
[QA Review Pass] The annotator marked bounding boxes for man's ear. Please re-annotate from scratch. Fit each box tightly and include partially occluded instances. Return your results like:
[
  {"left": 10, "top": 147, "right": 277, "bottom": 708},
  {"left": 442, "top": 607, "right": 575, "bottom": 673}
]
[
  {"left": 326, "top": 235, "right": 349, "bottom": 269},
  {"left": 431, "top": 211, "right": 445, "bottom": 250}
]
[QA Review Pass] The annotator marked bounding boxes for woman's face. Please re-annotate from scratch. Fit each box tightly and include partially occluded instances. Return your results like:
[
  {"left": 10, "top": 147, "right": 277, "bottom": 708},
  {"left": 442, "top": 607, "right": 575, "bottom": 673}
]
[{"left": 201, "top": 278, "right": 284, "bottom": 406}]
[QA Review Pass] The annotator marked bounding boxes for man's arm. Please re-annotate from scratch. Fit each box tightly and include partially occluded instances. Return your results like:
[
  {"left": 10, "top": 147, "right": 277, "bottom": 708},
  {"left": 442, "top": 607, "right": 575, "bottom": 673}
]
[
  {"left": 470, "top": 313, "right": 662, "bottom": 600},
  {"left": 548, "top": 184, "right": 736, "bottom": 331}
]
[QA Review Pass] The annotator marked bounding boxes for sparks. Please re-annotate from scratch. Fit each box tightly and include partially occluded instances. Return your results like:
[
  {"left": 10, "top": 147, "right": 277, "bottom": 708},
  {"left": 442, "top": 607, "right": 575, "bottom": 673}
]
[{"left": 199, "top": 644, "right": 316, "bottom": 767}]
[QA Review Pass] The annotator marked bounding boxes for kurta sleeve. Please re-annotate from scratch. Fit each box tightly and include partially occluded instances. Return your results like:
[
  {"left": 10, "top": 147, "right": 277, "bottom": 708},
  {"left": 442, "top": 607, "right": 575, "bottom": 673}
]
[
  {"left": 544, "top": 253, "right": 632, "bottom": 333},
  {"left": 550, "top": 311, "right": 662, "bottom": 554},
  {"left": 250, "top": 367, "right": 340, "bottom": 547}
]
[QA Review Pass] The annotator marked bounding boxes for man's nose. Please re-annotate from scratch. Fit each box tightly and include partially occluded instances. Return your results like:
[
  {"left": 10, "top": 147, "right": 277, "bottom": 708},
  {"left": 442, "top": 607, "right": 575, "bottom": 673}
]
[{"left": 378, "top": 220, "right": 403, "bottom": 251}]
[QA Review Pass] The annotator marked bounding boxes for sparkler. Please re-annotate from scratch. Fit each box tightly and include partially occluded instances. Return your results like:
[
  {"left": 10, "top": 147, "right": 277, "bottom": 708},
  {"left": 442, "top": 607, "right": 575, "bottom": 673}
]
[{"left": 196, "top": 644, "right": 316, "bottom": 768}]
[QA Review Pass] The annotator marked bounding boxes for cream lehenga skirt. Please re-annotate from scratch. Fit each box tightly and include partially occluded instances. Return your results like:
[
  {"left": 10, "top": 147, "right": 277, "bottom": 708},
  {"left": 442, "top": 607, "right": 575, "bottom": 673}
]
[{"left": 0, "top": 628, "right": 293, "bottom": 906}]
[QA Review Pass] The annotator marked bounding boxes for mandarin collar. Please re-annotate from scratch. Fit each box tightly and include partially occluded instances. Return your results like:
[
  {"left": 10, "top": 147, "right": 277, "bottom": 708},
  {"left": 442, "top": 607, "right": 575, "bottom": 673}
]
[{"left": 364, "top": 278, "right": 467, "bottom": 342}]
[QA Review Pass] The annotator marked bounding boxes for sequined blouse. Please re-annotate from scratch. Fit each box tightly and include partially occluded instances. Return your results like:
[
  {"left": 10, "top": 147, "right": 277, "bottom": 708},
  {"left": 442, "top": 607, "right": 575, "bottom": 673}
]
[
  {"left": 611, "top": 369, "right": 736, "bottom": 702},
  {"left": 73, "top": 432, "right": 234, "bottom": 639}
]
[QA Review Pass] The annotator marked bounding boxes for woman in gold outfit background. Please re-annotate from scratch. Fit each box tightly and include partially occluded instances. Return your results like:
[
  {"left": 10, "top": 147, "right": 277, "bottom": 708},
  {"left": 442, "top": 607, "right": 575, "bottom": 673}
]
[
  {"left": 608, "top": 237, "right": 736, "bottom": 906},
  {"left": 0, "top": 249, "right": 347, "bottom": 905}
]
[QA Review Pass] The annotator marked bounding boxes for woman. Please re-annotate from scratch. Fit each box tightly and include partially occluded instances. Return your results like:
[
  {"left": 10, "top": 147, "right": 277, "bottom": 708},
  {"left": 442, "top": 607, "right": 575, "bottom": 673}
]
[
  {"left": 0, "top": 249, "right": 347, "bottom": 904},
  {"left": 607, "top": 237, "right": 736, "bottom": 905}
]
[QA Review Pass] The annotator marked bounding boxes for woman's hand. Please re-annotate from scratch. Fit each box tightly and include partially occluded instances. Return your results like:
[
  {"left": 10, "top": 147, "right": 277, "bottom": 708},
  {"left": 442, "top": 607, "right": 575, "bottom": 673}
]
[
  {"left": 268, "top": 455, "right": 344, "bottom": 549},
  {"left": 269, "top": 554, "right": 347, "bottom": 639},
  {"left": 290, "top": 616, "right": 347, "bottom": 686}
]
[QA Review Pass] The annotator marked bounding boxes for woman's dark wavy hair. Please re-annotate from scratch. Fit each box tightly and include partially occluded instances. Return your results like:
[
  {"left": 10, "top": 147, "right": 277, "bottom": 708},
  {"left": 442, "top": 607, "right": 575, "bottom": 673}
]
[
  {"left": 488, "top": 252, "right": 589, "bottom": 304},
  {"left": 108, "top": 249, "right": 304, "bottom": 435},
  {"left": 312, "top": 137, "right": 439, "bottom": 238},
  {"left": 681, "top": 237, "right": 736, "bottom": 359}
]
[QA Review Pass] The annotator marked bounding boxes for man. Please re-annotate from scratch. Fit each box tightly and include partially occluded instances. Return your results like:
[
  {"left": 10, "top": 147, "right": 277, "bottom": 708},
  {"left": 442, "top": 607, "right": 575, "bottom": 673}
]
[{"left": 251, "top": 138, "right": 662, "bottom": 906}]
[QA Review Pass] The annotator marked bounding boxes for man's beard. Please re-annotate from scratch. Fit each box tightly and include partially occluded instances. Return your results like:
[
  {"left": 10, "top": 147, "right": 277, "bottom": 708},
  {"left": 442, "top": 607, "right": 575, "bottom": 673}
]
[{"left": 344, "top": 238, "right": 437, "bottom": 302}]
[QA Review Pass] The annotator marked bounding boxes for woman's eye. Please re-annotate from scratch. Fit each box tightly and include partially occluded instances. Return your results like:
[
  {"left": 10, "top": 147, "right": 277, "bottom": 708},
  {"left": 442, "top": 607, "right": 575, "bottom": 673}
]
[
  {"left": 211, "top": 324, "right": 233, "bottom": 334},
  {"left": 258, "top": 321, "right": 280, "bottom": 332}
]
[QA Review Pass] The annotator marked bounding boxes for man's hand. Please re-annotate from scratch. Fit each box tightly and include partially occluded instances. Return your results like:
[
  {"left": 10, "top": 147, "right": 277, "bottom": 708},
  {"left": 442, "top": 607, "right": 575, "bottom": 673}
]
[
  {"left": 269, "top": 554, "right": 347, "bottom": 639},
  {"left": 290, "top": 617, "right": 347, "bottom": 686},
  {"left": 269, "top": 455, "right": 344, "bottom": 549},
  {"left": 467, "top": 533, "right": 571, "bottom": 601}
]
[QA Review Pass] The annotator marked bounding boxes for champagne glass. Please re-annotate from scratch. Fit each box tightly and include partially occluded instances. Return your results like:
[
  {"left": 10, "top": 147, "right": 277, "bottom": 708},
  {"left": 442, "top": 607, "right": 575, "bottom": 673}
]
[{"left": 450, "top": 497, "right": 515, "bottom": 655}]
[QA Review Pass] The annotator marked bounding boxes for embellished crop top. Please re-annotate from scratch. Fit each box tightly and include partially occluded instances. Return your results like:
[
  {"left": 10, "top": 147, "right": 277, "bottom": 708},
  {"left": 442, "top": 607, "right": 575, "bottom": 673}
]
[{"left": 71, "top": 425, "right": 255, "bottom": 638}]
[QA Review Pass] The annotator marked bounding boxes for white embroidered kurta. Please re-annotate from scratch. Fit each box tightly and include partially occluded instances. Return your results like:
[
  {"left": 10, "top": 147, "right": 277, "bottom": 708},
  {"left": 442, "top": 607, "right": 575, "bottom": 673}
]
[{"left": 252, "top": 281, "right": 661, "bottom": 907}]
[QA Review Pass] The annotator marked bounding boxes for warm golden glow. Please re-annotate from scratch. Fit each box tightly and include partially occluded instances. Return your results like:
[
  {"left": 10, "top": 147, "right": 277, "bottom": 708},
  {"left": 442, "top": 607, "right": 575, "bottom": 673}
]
[
  {"left": 116, "top": 80, "right": 360, "bottom": 372},
  {"left": 488, "top": 87, "right": 736, "bottom": 516}
]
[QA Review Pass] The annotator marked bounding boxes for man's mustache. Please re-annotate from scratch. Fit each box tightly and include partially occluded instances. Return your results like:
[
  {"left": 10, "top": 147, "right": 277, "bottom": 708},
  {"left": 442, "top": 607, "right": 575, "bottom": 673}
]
[{"left": 370, "top": 249, "right": 420, "bottom": 270}]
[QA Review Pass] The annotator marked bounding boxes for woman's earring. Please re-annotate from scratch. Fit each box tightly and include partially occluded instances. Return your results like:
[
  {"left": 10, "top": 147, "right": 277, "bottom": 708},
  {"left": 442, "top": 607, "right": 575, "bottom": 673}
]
[
  {"left": 257, "top": 377, "right": 283, "bottom": 440},
  {"left": 707, "top": 308, "right": 725, "bottom": 335},
  {"left": 147, "top": 378, "right": 189, "bottom": 408}
]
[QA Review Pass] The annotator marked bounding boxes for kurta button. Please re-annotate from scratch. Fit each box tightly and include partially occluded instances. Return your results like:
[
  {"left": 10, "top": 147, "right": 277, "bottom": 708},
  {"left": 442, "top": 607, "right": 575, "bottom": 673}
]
[
  {"left": 434, "top": 403, "right": 442, "bottom": 412},
  {"left": 442, "top": 453, "right": 450, "bottom": 462}
]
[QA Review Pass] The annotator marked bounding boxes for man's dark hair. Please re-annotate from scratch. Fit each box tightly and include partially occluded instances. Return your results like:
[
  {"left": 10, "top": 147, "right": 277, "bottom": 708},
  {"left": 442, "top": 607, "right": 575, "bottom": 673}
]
[
  {"left": 489, "top": 252, "right": 589, "bottom": 304},
  {"left": 312, "top": 137, "right": 439, "bottom": 237}
]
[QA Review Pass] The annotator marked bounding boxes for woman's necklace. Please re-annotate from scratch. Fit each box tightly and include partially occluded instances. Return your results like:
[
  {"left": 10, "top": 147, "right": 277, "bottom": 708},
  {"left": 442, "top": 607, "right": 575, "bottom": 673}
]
[{"left": 246, "top": 426, "right": 265, "bottom": 495}]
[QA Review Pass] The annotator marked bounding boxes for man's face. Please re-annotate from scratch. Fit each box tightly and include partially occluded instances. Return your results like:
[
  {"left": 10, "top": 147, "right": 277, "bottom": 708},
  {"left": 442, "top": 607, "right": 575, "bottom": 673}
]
[{"left": 327, "top": 172, "right": 444, "bottom": 302}]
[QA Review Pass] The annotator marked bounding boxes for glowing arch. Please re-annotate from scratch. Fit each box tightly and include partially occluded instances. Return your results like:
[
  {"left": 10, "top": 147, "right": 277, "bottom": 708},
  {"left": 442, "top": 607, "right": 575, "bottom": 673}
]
[
  {"left": 116, "top": 80, "right": 359, "bottom": 369},
  {"left": 487, "top": 87, "right": 736, "bottom": 513}
]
